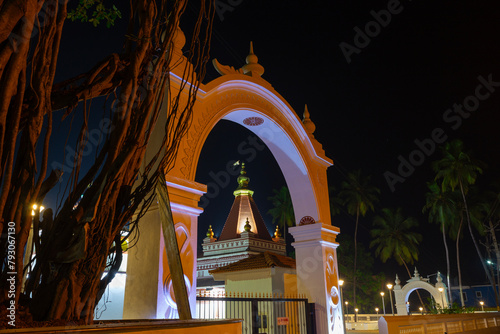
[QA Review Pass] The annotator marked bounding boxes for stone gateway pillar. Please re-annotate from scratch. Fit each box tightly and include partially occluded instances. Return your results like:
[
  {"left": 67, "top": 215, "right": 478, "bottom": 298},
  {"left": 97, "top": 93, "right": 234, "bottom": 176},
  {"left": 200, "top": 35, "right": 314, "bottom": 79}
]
[
  {"left": 290, "top": 223, "right": 344, "bottom": 334},
  {"left": 123, "top": 177, "right": 206, "bottom": 319}
]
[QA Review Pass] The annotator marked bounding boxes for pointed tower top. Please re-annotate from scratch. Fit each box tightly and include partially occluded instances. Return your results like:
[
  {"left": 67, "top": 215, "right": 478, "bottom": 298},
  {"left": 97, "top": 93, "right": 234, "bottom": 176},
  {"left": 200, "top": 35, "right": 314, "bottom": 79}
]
[
  {"left": 218, "top": 164, "right": 272, "bottom": 241},
  {"left": 242, "top": 41, "right": 265, "bottom": 77},
  {"left": 302, "top": 104, "right": 316, "bottom": 135}
]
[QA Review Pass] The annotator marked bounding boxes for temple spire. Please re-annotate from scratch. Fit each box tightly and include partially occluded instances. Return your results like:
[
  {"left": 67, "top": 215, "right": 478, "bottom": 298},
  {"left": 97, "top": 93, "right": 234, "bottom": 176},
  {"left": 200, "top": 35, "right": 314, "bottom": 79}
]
[{"left": 218, "top": 163, "right": 272, "bottom": 241}]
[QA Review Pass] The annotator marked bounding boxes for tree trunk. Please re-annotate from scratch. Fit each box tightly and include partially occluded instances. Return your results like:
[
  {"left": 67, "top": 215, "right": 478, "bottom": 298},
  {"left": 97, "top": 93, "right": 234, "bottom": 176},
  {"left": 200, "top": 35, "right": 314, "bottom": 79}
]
[
  {"left": 353, "top": 206, "right": 359, "bottom": 308},
  {"left": 488, "top": 218, "right": 500, "bottom": 310},
  {"left": 441, "top": 219, "right": 453, "bottom": 305},
  {"left": 456, "top": 219, "right": 465, "bottom": 307},
  {"left": 0, "top": 0, "right": 214, "bottom": 324},
  {"left": 459, "top": 180, "right": 500, "bottom": 308}
]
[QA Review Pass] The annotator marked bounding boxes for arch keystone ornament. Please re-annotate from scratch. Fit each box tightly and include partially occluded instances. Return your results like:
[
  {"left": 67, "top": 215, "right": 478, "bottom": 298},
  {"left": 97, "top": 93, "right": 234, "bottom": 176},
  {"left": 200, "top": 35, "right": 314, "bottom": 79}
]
[
  {"left": 124, "top": 41, "right": 340, "bottom": 333},
  {"left": 393, "top": 269, "right": 449, "bottom": 315}
]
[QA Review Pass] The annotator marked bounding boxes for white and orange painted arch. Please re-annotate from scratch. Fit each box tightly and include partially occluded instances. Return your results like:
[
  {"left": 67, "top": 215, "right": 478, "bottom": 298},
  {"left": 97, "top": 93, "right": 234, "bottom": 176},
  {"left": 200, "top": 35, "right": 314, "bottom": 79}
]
[{"left": 123, "top": 41, "right": 342, "bottom": 333}]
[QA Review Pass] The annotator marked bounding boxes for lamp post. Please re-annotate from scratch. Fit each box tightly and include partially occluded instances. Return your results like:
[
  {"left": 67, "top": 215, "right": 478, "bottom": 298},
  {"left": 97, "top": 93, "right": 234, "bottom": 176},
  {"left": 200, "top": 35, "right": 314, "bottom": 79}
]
[
  {"left": 438, "top": 287, "right": 445, "bottom": 312},
  {"left": 387, "top": 284, "right": 394, "bottom": 316},
  {"left": 486, "top": 260, "right": 499, "bottom": 311},
  {"left": 480, "top": 301, "right": 484, "bottom": 312},
  {"left": 24, "top": 203, "right": 45, "bottom": 291},
  {"left": 339, "top": 279, "right": 346, "bottom": 334},
  {"left": 27, "top": 204, "right": 44, "bottom": 258},
  {"left": 419, "top": 307, "right": 423, "bottom": 315},
  {"left": 354, "top": 308, "right": 358, "bottom": 322},
  {"left": 345, "top": 301, "right": 349, "bottom": 322},
  {"left": 375, "top": 307, "right": 379, "bottom": 316},
  {"left": 380, "top": 292, "right": 386, "bottom": 315}
]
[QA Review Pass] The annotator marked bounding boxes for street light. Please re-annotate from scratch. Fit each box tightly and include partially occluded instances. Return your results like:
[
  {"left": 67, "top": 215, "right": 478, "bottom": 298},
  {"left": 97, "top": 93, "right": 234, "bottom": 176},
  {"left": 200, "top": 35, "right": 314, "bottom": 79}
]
[
  {"left": 486, "top": 260, "right": 499, "bottom": 312},
  {"left": 419, "top": 307, "right": 423, "bottom": 315},
  {"left": 31, "top": 204, "right": 45, "bottom": 217},
  {"left": 438, "top": 287, "right": 445, "bottom": 312},
  {"left": 345, "top": 301, "right": 349, "bottom": 321},
  {"left": 480, "top": 301, "right": 484, "bottom": 312},
  {"left": 387, "top": 284, "right": 395, "bottom": 316},
  {"left": 338, "top": 280, "right": 344, "bottom": 304},
  {"left": 354, "top": 308, "right": 359, "bottom": 322},
  {"left": 375, "top": 307, "right": 379, "bottom": 316},
  {"left": 380, "top": 292, "right": 386, "bottom": 315},
  {"left": 339, "top": 279, "right": 346, "bottom": 334}
]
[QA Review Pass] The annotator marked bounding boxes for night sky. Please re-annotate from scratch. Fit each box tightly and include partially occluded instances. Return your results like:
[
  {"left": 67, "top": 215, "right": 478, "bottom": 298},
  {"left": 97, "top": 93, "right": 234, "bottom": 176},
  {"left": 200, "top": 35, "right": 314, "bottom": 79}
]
[
  {"left": 194, "top": 0, "right": 500, "bottom": 286},
  {"left": 46, "top": 1, "right": 500, "bottom": 288}
]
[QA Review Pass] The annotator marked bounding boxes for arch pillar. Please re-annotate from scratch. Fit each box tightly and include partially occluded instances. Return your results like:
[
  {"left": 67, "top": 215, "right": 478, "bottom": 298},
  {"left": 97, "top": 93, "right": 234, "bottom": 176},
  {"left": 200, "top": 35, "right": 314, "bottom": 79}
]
[
  {"left": 123, "top": 176, "right": 206, "bottom": 319},
  {"left": 290, "top": 223, "right": 344, "bottom": 334}
]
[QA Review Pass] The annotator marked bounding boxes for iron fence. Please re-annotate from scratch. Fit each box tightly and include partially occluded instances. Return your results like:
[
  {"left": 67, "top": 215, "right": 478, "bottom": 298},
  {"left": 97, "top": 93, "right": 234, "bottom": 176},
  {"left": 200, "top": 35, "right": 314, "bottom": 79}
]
[{"left": 196, "top": 292, "right": 315, "bottom": 334}]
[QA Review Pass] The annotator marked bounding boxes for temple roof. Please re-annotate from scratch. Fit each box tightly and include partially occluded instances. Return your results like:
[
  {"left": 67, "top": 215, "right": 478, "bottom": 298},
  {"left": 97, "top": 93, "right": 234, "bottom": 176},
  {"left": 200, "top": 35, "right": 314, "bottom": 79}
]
[
  {"left": 217, "top": 163, "right": 272, "bottom": 241},
  {"left": 210, "top": 252, "right": 296, "bottom": 274}
]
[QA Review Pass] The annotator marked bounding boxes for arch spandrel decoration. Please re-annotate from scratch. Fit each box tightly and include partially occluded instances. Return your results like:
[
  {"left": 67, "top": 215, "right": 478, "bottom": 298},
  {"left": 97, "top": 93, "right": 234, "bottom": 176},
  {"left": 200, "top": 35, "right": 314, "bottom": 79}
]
[{"left": 170, "top": 74, "right": 333, "bottom": 224}]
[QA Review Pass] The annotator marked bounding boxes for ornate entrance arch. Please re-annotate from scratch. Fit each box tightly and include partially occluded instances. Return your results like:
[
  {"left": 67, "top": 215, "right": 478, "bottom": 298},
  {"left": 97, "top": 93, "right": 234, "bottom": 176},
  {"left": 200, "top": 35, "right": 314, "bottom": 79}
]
[
  {"left": 393, "top": 269, "right": 449, "bottom": 315},
  {"left": 172, "top": 76, "right": 332, "bottom": 224},
  {"left": 123, "top": 42, "right": 339, "bottom": 332}
]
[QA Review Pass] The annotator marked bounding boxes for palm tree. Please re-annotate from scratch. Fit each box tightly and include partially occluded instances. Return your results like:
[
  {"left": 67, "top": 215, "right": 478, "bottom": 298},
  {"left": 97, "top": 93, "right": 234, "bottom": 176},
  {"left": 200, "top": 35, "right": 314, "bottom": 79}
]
[
  {"left": 423, "top": 181, "right": 456, "bottom": 305},
  {"left": 432, "top": 139, "right": 499, "bottom": 307},
  {"left": 339, "top": 170, "right": 380, "bottom": 307},
  {"left": 268, "top": 186, "right": 295, "bottom": 251},
  {"left": 370, "top": 207, "right": 422, "bottom": 272},
  {"left": 370, "top": 207, "right": 427, "bottom": 310}
]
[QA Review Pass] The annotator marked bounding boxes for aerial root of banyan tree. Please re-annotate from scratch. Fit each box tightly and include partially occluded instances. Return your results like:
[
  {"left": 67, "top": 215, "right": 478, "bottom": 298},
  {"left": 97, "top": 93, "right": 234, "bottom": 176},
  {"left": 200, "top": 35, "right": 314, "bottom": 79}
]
[{"left": 0, "top": 0, "right": 214, "bottom": 326}]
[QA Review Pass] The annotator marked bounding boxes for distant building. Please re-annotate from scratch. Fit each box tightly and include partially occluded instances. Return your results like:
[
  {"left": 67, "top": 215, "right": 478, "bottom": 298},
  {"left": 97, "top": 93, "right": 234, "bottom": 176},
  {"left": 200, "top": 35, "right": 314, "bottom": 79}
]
[
  {"left": 196, "top": 163, "right": 294, "bottom": 295},
  {"left": 451, "top": 285, "right": 500, "bottom": 309}
]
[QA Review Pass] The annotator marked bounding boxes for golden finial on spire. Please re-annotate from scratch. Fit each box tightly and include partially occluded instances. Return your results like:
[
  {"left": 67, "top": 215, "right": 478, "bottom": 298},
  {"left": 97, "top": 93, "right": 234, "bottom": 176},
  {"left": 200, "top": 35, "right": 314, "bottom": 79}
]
[
  {"left": 274, "top": 225, "right": 282, "bottom": 238},
  {"left": 206, "top": 225, "right": 214, "bottom": 238},
  {"left": 234, "top": 162, "right": 254, "bottom": 197}
]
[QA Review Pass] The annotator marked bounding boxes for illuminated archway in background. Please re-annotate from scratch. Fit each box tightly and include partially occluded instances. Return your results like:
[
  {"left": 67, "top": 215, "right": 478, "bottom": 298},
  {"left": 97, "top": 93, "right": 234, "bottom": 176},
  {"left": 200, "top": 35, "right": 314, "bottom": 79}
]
[{"left": 393, "top": 270, "right": 449, "bottom": 315}]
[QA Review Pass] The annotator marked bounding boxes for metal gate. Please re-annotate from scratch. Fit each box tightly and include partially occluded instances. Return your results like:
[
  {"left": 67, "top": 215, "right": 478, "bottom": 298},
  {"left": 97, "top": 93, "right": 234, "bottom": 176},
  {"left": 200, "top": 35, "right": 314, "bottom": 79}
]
[{"left": 196, "top": 293, "right": 316, "bottom": 334}]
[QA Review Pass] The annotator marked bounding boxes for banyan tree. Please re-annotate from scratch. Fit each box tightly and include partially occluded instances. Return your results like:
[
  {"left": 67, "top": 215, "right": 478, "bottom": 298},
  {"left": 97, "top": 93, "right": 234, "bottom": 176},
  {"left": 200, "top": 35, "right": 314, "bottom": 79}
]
[{"left": 0, "top": 0, "right": 213, "bottom": 325}]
